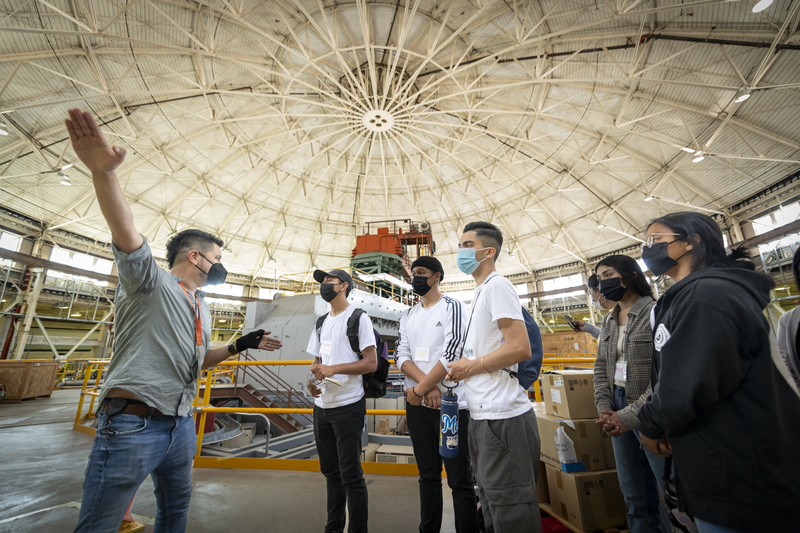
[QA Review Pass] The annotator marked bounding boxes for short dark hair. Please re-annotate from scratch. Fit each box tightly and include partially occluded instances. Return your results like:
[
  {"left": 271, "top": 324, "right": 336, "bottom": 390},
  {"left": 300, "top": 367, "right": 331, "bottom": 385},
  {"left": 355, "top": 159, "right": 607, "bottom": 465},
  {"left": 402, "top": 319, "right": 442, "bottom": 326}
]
[
  {"left": 463, "top": 221, "right": 503, "bottom": 262},
  {"left": 595, "top": 254, "right": 653, "bottom": 299},
  {"left": 647, "top": 211, "right": 750, "bottom": 271},
  {"left": 166, "top": 229, "right": 224, "bottom": 269},
  {"left": 587, "top": 274, "right": 599, "bottom": 290}
]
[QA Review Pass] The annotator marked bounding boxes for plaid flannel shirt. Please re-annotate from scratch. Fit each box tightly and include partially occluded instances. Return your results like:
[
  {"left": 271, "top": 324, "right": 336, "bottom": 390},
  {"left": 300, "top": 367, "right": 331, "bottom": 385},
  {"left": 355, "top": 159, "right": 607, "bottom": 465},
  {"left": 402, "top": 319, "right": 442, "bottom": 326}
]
[{"left": 593, "top": 295, "right": 656, "bottom": 430}]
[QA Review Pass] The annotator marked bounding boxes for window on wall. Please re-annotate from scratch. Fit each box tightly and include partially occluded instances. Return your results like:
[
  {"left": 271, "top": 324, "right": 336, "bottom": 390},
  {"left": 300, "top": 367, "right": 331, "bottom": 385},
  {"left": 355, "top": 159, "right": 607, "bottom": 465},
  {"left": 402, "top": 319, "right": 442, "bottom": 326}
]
[
  {"left": 753, "top": 203, "right": 800, "bottom": 236},
  {"left": 0, "top": 232, "right": 21, "bottom": 266},
  {"left": 541, "top": 273, "right": 584, "bottom": 299},
  {"left": 48, "top": 248, "right": 112, "bottom": 286},
  {"left": 515, "top": 283, "right": 531, "bottom": 307},
  {"left": 205, "top": 282, "right": 242, "bottom": 304}
]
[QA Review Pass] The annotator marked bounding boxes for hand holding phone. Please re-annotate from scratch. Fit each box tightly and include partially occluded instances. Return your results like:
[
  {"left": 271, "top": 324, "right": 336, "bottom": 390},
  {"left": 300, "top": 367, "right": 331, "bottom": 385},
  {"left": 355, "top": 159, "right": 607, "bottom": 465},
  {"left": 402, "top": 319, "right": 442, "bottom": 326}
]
[{"left": 563, "top": 315, "right": 581, "bottom": 332}]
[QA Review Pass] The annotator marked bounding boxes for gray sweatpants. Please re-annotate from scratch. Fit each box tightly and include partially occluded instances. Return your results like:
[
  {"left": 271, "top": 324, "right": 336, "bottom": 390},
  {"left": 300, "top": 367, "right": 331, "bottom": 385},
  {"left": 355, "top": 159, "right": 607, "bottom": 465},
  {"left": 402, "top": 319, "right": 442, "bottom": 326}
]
[{"left": 468, "top": 409, "right": 543, "bottom": 533}]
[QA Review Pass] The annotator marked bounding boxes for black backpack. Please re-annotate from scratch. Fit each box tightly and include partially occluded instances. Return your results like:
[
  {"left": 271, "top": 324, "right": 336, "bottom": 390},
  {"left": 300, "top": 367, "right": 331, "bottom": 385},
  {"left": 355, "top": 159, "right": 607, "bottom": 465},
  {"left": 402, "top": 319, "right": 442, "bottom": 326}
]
[{"left": 315, "top": 308, "right": 390, "bottom": 398}]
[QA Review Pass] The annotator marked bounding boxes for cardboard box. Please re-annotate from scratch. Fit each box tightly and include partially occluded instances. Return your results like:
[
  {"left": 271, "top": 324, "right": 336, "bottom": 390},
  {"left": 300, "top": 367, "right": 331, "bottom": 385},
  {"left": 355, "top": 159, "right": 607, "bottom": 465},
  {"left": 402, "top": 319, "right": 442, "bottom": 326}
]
[
  {"left": 537, "top": 461, "right": 550, "bottom": 504},
  {"left": 542, "top": 370, "right": 597, "bottom": 419},
  {"left": 602, "top": 431, "right": 616, "bottom": 469},
  {"left": 535, "top": 411, "right": 607, "bottom": 472},
  {"left": 541, "top": 332, "right": 598, "bottom": 355},
  {"left": 545, "top": 465, "right": 628, "bottom": 531},
  {"left": 361, "top": 443, "right": 381, "bottom": 462},
  {"left": 375, "top": 444, "right": 416, "bottom": 464},
  {"left": 376, "top": 418, "right": 392, "bottom": 435}
]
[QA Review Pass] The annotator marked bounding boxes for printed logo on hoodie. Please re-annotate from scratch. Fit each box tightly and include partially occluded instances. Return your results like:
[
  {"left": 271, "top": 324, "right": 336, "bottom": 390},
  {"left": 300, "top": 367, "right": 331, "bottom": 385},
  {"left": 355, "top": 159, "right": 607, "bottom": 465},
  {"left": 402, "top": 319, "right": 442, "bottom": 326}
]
[{"left": 654, "top": 324, "right": 671, "bottom": 352}]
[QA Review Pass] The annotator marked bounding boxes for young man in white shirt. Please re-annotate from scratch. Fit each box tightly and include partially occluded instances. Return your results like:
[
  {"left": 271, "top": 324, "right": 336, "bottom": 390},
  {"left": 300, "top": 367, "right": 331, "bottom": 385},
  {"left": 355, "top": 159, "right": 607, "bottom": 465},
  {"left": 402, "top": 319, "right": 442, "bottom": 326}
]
[
  {"left": 307, "top": 269, "right": 377, "bottom": 533},
  {"left": 398, "top": 256, "right": 476, "bottom": 533},
  {"left": 447, "top": 222, "right": 543, "bottom": 533}
]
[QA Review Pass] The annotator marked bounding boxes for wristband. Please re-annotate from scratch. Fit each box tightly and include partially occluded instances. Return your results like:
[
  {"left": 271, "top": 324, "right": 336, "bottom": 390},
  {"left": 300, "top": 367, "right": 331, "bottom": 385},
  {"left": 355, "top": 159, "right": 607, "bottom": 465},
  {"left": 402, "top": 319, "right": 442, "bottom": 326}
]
[
  {"left": 481, "top": 357, "right": 489, "bottom": 373},
  {"left": 411, "top": 387, "right": 420, "bottom": 397}
]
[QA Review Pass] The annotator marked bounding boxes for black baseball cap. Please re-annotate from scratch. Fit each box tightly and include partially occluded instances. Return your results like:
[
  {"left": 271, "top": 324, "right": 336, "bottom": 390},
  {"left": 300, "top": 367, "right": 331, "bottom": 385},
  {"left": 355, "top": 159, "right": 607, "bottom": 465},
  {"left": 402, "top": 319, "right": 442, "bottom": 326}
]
[
  {"left": 411, "top": 256, "right": 444, "bottom": 281},
  {"left": 313, "top": 269, "right": 354, "bottom": 294}
]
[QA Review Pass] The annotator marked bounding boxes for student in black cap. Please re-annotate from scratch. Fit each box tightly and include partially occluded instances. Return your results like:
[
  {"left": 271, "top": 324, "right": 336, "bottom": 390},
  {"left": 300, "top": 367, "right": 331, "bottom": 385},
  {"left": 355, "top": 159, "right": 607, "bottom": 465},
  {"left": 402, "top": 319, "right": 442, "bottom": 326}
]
[
  {"left": 306, "top": 268, "right": 377, "bottom": 533},
  {"left": 399, "top": 256, "right": 476, "bottom": 533}
]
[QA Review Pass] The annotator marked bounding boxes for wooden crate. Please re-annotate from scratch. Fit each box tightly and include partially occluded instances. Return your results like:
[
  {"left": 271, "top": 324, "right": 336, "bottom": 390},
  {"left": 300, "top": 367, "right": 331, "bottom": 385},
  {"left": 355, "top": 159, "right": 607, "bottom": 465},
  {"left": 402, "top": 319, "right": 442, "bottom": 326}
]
[{"left": 0, "top": 360, "right": 59, "bottom": 403}]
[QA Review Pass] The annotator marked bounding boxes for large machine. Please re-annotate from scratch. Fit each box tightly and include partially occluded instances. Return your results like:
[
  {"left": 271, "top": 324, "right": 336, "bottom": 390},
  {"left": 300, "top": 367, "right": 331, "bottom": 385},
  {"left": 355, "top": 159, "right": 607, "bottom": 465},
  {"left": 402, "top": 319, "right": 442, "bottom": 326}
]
[{"left": 350, "top": 219, "right": 435, "bottom": 281}]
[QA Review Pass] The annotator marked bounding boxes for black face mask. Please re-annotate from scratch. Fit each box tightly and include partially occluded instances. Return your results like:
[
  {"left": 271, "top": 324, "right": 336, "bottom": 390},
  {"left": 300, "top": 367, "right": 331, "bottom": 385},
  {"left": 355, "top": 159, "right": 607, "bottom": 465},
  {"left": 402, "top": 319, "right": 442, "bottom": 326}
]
[
  {"left": 196, "top": 253, "right": 227, "bottom": 286},
  {"left": 599, "top": 277, "right": 627, "bottom": 302},
  {"left": 412, "top": 275, "right": 434, "bottom": 296},
  {"left": 642, "top": 241, "right": 687, "bottom": 277},
  {"left": 320, "top": 283, "right": 341, "bottom": 303}
]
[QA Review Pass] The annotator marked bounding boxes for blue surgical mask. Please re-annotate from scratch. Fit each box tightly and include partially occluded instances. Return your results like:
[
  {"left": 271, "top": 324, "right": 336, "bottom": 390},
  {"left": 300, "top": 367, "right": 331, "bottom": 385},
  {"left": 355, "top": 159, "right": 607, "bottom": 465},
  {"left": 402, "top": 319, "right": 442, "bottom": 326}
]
[{"left": 457, "top": 247, "right": 490, "bottom": 275}]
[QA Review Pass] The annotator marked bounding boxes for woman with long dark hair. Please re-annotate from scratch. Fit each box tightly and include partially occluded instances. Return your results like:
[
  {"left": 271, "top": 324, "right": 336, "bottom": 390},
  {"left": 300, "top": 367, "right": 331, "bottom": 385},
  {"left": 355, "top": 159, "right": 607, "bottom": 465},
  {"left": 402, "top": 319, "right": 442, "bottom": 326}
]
[
  {"left": 592, "top": 255, "right": 670, "bottom": 533},
  {"left": 638, "top": 211, "right": 800, "bottom": 533}
]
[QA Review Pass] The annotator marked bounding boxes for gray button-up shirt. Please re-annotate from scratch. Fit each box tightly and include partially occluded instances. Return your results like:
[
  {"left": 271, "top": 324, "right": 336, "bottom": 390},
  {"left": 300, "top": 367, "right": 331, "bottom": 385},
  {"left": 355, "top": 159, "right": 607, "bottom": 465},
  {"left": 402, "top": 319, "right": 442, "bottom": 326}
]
[{"left": 99, "top": 238, "right": 211, "bottom": 417}]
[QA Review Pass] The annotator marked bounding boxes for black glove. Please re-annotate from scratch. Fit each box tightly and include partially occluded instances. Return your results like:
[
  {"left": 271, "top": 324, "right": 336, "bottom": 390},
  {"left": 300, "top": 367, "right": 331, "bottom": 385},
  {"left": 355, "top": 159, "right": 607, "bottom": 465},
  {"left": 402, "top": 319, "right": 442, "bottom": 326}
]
[{"left": 233, "top": 329, "right": 265, "bottom": 353}]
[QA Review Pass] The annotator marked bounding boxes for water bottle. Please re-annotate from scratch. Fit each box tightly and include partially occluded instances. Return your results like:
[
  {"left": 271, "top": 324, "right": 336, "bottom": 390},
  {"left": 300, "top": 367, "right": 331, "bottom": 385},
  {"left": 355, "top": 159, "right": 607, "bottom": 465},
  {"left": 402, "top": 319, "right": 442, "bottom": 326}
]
[
  {"left": 308, "top": 370, "right": 326, "bottom": 395},
  {"left": 439, "top": 379, "right": 459, "bottom": 458}
]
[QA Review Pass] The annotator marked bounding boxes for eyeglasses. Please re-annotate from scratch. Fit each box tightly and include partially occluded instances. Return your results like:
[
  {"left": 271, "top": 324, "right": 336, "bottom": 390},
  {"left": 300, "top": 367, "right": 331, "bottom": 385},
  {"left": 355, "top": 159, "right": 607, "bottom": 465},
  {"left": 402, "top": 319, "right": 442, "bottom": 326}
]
[
  {"left": 586, "top": 286, "right": 599, "bottom": 295},
  {"left": 642, "top": 233, "right": 684, "bottom": 249}
]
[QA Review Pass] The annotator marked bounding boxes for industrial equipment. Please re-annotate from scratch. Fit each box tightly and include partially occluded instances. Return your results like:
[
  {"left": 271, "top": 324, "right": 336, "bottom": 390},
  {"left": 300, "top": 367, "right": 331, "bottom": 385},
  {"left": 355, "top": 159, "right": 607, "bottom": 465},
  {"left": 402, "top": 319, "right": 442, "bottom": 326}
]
[{"left": 350, "top": 219, "right": 435, "bottom": 281}]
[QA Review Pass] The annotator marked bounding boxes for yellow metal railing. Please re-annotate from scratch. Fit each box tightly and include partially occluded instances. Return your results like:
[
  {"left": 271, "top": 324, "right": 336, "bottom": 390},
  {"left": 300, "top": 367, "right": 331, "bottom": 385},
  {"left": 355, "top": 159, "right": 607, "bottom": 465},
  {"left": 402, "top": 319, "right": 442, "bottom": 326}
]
[{"left": 73, "top": 356, "right": 596, "bottom": 473}]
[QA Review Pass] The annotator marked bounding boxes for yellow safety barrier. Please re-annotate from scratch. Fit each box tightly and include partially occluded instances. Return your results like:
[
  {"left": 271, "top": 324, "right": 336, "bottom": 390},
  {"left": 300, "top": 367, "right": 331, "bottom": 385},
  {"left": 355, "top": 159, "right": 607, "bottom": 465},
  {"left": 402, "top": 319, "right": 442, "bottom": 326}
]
[
  {"left": 73, "top": 360, "right": 111, "bottom": 436},
  {"left": 73, "top": 356, "right": 596, "bottom": 474}
]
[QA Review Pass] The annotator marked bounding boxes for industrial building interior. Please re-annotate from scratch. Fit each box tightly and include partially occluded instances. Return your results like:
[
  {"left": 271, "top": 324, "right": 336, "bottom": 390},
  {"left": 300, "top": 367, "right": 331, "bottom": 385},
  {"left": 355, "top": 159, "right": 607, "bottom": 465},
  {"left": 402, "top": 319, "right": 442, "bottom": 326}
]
[{"left": 1, "top": 0, "right": 800, "bottom": 531}]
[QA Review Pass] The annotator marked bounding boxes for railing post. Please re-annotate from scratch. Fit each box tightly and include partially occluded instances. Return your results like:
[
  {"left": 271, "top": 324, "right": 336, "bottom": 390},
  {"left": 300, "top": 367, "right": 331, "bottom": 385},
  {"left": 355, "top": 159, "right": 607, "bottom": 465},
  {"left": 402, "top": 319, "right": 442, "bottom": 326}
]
[
  {"left": 194, "top": 371, "right": 213, "bottom": 460},
  {"left": 75, "top": 362, "right": 93, "bottom": 424},
  {"left": 87, "top": 363, "right": 105, "bottom": 417}
]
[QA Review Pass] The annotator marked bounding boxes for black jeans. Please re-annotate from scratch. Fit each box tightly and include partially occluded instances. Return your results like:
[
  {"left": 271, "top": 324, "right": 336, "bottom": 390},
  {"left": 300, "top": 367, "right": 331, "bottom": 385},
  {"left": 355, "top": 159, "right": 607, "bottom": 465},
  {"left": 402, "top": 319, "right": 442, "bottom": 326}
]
[
  {"left": 406, "top": 403, "right": 477, "bottom": 533},
  {"left": 314, "top": 397, "right": 368, "bottom": 533}
]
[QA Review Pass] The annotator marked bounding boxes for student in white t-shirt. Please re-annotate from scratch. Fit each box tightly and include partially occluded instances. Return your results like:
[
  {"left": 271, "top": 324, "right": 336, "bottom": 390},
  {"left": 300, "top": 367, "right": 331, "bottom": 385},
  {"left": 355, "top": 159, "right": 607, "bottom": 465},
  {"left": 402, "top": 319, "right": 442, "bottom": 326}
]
[
  {"left": 397, "top": 256, "right": 476, "bottom": 533},
  {"left": 306, "top": 269, "right": 377, "bottom": 533},
  {"left": 447, "top": 222, "right": 543, "bottom": 533}
]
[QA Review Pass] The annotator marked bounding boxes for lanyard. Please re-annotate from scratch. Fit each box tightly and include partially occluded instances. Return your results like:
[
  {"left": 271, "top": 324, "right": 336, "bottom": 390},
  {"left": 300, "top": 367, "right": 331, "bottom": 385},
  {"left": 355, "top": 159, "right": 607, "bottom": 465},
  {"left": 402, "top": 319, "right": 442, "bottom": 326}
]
[{"left": 179, "top": 282, "right": 203, "bottom": 360}]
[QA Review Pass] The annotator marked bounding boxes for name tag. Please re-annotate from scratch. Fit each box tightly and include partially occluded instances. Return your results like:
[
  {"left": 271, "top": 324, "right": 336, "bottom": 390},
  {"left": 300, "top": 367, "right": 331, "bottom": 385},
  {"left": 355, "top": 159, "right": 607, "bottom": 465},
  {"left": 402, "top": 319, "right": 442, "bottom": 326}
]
[
  {"left": 320, "top": 341, "right": 332, "bottom": 357},
  {"left": 415, "top": 346, "right": 430, "bottom": 362},
  {"left": 614, "top": 361, "right": 627, "bottom": 382}
]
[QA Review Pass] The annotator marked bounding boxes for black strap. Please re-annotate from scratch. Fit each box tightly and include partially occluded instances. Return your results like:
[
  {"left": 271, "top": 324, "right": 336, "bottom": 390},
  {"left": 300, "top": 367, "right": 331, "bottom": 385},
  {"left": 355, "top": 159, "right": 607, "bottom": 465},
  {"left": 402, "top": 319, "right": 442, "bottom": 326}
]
[{"left": 316, "top": 309, "right": 364, "bottom": 358}]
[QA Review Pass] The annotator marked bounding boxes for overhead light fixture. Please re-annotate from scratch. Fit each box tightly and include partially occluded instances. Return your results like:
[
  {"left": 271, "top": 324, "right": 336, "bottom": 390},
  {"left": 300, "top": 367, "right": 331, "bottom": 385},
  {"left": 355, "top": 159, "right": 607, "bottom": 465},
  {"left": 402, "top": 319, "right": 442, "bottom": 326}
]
[
  {"left": 680, "top": 146, "right": 696, "bottom": 153},
  {"left": 61, "top": 163, "right": 74, "bottom": 170},
  {"left": 752, "top": 0, "right": 774, "bottom": 12},
  {"left": 734, "top": 87, "right": 752, "bottom": 103},
  {"left": 596, "top": 224, "right": 605, "bottom": 229},
  {"left": 219, "top": 319, "right": 227, "bottom": 323},
  {"left": 0, "top": 122, "right": 7, "bottom": 136},
  {"left": 644, "top": 196, "right": 654, "bottom": 202},
  {"left": 551, "top": 241, "right": 559, "bottom": 247},
  {"left": 58, "top": 172, "right": 71, "bottom": 186},
  {"left": 71, "top": 313, "right": 81, "bottom": 317},
  {"left": 692, "top": 152, "right": 705, "bottom": 163}
]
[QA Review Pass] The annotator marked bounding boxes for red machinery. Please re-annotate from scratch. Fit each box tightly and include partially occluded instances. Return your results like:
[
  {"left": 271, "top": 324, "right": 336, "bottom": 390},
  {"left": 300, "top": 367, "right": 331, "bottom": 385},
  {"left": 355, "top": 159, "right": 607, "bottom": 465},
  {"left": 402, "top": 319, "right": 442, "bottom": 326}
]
[{"left": 351, "top": 220, "right": 435, "bottom": 280}]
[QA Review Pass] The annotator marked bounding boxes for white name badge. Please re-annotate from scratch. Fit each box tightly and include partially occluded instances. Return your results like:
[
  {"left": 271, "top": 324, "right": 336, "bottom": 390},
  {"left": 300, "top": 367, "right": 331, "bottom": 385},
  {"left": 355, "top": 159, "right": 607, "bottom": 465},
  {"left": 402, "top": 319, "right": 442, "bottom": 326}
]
[
  {"left": 614, "top": 361, "right": 627, "bottom": 382},
  {"left": 320, "top": 341, "right": 332, "bottom": 357},
  {"left": 415, "top": 346, "right": 430, "bottom": 362}
]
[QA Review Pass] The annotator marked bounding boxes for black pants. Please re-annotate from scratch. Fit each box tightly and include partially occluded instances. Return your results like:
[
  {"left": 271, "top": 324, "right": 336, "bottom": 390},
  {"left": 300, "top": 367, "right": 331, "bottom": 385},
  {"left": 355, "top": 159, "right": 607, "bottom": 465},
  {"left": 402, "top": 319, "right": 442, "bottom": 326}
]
[
  {"left": 314, "top": 397, "right": 368, "bottom": 533},
  {"left": 406, "top": 403, "right": 477, "bottom": 533}
]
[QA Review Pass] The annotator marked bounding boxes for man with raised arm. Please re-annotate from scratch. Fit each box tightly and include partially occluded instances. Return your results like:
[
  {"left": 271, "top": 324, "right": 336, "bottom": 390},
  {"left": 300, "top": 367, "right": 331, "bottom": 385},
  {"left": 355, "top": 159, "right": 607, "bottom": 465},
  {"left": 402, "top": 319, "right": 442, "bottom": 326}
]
[{"left": 67, "top": 109, "right": 282, "bottom": 533}]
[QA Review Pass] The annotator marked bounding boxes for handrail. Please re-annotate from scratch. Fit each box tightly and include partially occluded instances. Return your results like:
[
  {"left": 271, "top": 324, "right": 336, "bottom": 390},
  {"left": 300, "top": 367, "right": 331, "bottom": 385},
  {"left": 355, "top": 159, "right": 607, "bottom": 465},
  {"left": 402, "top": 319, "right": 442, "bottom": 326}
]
[{"left": 240, "top": 352, "right": 315, "bottom": 410}]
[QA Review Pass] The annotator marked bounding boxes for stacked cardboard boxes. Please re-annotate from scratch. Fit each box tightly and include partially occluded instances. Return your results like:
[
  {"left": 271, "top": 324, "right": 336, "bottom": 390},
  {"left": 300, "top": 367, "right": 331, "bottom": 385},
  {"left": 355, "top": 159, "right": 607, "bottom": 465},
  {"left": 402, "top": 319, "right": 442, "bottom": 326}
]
[
  {"left": 536, "top": 370, "right": 628, "bottom": 531},
  {"left": 541, "top": 331, "right": 598, "bottom": 355},
  {"left": 375, "top": 445, "right": 416, "bottom": 464}
]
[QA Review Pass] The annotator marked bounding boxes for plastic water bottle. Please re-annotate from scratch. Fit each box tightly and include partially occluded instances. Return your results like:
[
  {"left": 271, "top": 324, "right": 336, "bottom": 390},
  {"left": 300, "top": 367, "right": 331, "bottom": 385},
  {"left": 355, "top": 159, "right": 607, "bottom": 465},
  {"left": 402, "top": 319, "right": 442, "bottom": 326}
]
[
  {"left": 439, "top": 380, "right": 459, "bottom": 458},
  {"left": 308, "top": 370, "right": 326, "bottom": 395}
]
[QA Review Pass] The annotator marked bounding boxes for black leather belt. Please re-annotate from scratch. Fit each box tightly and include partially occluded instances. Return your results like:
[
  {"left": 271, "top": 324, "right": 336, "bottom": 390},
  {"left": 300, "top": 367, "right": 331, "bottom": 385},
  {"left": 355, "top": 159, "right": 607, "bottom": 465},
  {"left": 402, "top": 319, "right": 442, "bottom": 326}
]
[{"left": 102, "top": 397, "right": 163, "bottom": 417}]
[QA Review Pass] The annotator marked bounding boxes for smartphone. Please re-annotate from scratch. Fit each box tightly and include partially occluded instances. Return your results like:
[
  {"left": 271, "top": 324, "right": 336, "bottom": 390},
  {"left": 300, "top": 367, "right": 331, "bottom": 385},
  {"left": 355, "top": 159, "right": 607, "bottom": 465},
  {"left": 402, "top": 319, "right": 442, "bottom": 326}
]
[{"left": 563, "top": 315, "right": 581, "bottom": 332}]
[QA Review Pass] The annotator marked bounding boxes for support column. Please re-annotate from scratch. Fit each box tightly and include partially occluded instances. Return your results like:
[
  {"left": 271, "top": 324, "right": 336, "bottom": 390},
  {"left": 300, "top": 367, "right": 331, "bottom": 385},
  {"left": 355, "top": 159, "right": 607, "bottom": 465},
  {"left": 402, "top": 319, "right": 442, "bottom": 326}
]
[{"left": 14, "top": 268, "right": 45, "bottom": 360}]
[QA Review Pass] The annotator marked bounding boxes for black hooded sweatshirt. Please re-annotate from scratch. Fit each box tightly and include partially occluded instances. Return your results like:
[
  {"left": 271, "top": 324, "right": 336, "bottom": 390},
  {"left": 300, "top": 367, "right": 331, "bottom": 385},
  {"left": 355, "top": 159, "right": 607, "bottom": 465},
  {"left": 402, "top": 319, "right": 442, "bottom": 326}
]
[{"left": 637, "top": 265, "right": 800, "bottom": 531}]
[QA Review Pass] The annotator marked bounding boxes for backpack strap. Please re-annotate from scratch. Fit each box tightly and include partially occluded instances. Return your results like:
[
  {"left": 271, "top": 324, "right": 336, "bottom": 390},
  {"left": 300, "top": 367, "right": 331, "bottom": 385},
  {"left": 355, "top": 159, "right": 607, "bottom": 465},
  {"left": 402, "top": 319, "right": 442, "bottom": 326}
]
[
  {"left": 346, "top": 308, "right": 365, "bottom": 358},
  {"left": 315, "top": 313, "right": 328, "bottom": 342}
]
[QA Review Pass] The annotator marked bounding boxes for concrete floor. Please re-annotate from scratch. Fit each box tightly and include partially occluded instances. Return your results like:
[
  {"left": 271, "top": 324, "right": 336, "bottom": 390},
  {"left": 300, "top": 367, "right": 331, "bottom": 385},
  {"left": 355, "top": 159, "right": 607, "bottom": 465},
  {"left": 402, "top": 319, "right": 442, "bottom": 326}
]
[{"left": 0, "top": 390, "right": 456, "bottom": 533}]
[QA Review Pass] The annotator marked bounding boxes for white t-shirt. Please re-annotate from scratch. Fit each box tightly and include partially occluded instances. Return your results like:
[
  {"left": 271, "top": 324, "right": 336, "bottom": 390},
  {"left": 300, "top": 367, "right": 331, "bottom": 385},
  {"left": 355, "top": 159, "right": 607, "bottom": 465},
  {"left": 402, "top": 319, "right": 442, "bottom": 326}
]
[
  {"left": 306, "top": 305, "right": 376, "bottom": 409},
  {"left": 395, "top": 296, "right": 468, "bottom": 410},
  {"left": 462, "top": 272, "right": 533, "bottom": 420}
]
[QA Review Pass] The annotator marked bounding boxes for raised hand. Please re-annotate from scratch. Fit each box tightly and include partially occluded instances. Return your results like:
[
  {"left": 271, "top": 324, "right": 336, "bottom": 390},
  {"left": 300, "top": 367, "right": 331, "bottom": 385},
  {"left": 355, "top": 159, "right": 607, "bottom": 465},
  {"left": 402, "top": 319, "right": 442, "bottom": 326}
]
[{"left": 66, "top": 109, "right": 127, "bottom": 174}]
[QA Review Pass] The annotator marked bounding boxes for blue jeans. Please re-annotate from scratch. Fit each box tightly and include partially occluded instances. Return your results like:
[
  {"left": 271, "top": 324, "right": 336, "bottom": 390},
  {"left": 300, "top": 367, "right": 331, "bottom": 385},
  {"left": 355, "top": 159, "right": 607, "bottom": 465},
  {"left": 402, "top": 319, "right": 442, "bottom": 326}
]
[
  {"left": 695, "top": 519, "right": 751, "bottom": 533},
  {"left": 74, "top": 412, "right": 196, "bottom": 533},
  {"left": 314, "top": 397, "right": 368, "bottom": 533},
  {"left": 612, "top": 386, "right": 671, "bottom": 533}
]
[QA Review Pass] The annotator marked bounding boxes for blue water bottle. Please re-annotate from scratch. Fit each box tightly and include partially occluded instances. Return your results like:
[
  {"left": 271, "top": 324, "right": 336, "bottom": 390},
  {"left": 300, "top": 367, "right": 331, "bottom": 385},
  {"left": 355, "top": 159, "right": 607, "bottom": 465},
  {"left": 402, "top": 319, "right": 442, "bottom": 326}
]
[{"left": 439, "top": 379, "right": 459, "bottom": 458}]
